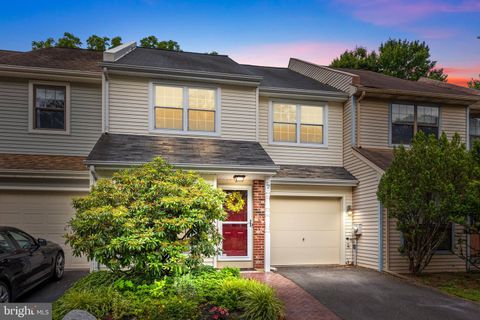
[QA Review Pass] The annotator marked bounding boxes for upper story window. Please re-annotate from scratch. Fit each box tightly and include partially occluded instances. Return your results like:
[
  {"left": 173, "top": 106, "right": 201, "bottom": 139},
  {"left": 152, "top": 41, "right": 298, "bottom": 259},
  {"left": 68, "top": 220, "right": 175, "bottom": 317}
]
[
  {"left": 470, "top": 113, "right": 480, "bottom": 148},
  {"left": 271, "top": 102, "right": 326, "bottom": 146},
  {"left": 152, "top": 84, "right": 219, "bottom": 134},
  {"left": 29, "top": 81, "right": 70, "bottom": 134},
  {"left": 391, "top": 104, "right": 439, "bottom": 145}
]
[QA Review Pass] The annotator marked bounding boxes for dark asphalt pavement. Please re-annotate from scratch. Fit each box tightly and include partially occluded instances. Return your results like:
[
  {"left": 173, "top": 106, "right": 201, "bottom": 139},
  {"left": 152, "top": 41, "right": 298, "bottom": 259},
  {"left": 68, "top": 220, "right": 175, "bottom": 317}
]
[{"left": 278, "top": 266, "right": 480, "bottom": 320}]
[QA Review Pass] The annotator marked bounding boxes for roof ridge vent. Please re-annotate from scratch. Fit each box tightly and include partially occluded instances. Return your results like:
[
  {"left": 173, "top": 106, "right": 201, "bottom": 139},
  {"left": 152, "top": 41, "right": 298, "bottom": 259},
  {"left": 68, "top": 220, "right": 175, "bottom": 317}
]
[{"left": 103, "top": 41, "right": 136, "bottom": 62}]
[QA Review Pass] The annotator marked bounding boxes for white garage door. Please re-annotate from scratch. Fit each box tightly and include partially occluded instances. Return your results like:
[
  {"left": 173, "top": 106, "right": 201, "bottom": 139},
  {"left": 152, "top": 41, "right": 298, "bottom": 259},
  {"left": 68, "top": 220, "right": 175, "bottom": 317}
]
[
  {"left": 271, "top": 197, "right": 341, "bottom": 266},
  {"left": 0, "top": 190, "right": 89, "bottom": 269}
]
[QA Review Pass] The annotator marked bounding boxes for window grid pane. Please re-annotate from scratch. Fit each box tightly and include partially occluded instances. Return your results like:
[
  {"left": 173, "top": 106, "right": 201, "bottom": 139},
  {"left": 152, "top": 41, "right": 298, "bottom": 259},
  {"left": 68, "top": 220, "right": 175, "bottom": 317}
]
[
  {"left": 392, "top": 104, "right": 414, "bottom": 123},
  {"left": 188, "top": 110, "right": 215, "bottom": 132},
  {"left": 300, "top": 124, "right": 323, "bottom": 144},
  {"left": 34, "top": 85, "right": 66, "bottom": 129},
  {"left": 273, "top": 123, "right": 296, "bottom": 142},
  {"left": 273, "top": 104, "right": 297, "bottom": 123},
  {"left": 301, "top": 106, "right": 323, "bottom": 125},
  {"left": 155, "top": 107, "right": 183, "bottom": 130},
  {"left": 189, "top": 88, "right": 215, "bottom": 110},
  {"left": 470, "top": 115, "right": 480, "bottom": 136},
  {"left": 155, "top": 86, "right": 183, "bottom": 108},
  {"left": 417, "top": 106, "right": 439, "bottom": 125}
]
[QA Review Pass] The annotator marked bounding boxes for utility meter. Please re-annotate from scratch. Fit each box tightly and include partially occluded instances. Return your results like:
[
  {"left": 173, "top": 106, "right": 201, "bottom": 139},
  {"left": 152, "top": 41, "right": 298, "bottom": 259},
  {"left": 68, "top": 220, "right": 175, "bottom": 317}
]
[{"left": 353, "top": 224, "right": 363, "bottom": 236}]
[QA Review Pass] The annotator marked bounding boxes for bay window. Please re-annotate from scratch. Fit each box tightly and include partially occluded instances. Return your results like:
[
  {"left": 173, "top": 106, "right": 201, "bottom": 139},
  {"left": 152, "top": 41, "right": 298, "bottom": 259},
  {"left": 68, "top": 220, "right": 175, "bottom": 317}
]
[
  {"left": 271, "top": 102, "right": 325, "bottom": 145},
  {"left": 391, "top": 104, "right": 439, "bottom": 145},
  {"left": 153, "top": 84, "right": 218, "bottom": 134}
]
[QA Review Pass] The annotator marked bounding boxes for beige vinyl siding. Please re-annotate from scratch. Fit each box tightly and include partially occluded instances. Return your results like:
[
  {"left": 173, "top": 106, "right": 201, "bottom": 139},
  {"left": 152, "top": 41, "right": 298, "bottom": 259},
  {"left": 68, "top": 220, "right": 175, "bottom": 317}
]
[
  {"left": 344, "top": 149, "right": 381, "bottom": 270},
  {"left": 359, "top": 98, "right": 389, "bottom": 148},
  {"left": 288, "top": 59, "right": 355, "bottom": 94},
  {"left": 259, "top": 97, "right": 343, "bottom": 166},
  {"left": 108, "top": 76, "right": 257, "bottom": 140},
  {"left": 270, "top": 184, "right": 353, "bottom": 265},
  {"left": 387, "top": 218, "right": 466, "bottom": 273},
  {"left": 441, "top": 105, "right": 467, "bottom": 141},
  {"left": 0, "top": 77, "right": 102, "bottom": 156}
]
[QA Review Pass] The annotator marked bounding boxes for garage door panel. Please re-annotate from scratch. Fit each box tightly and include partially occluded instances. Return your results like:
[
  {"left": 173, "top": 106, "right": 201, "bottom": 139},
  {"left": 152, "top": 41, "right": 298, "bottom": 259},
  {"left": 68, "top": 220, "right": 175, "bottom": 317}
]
[
  {"left": 272, "top": 230, "right": 340, "bottom": 247},
  {"left": 272, "top": 247, "right": 340, "bottom": 265},
  {"left": 0, "top": 191, "right": 89, "bottom": 269},
  {"left": 271, "top": 196, "right": 341, "bottom": 266}
]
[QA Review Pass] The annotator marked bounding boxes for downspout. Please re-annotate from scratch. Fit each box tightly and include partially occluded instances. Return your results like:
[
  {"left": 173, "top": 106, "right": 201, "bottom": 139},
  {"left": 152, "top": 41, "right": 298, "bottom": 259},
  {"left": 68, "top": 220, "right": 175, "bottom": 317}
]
[
  {"left": 89, "top": 165, "right": 100, "bottom": 272},
  {"left": 356, "top": 91, "right": 366, "bottom": 147},
  {"left": 255, "top": 87, "right": 260, "bottom": 141},
  {"left": 378, "top": 201, "right": 384, "bottom": 272},
  {"left": 351, "top": 96, "right": 357, "bottom": 146},
  {"left": 264, "top": 177, "right": 272, "bottom": 272},
  {"left": 103, "top": 67, "right": 110, "bottom": 133}
]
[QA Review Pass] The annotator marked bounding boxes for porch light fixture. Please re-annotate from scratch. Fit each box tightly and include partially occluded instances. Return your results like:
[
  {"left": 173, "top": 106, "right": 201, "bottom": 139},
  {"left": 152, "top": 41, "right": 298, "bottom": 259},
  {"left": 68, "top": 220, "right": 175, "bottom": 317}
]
[
  {"left": 233, "top": 175, "right": 246, "bottom": 183},
  {"left": 346, "top": 205, "right": 353, "bottom": 216}
]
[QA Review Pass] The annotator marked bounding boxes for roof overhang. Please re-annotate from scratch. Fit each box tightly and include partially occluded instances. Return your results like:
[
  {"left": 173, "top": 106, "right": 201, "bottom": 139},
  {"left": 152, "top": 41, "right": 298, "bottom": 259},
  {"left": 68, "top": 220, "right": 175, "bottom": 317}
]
[
  {"left": 357, "top": 86, "right": 480, "bottom": 106},
  {"left": 102, "top": 62, "right": 262, "bottom": 87},
  {"left": 259, "top": 86, "right": 349, "bottom": 102},
  {"left": 0, "top": 64, "right": 101, "bottom": 83}
]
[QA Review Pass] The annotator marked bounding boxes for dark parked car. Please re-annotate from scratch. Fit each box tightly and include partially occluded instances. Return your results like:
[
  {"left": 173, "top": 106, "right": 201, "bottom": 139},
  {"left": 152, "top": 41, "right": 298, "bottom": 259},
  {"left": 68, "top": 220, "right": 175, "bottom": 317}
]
[{"left": 0, "top": 226, "right": 65, "bottom": 302}]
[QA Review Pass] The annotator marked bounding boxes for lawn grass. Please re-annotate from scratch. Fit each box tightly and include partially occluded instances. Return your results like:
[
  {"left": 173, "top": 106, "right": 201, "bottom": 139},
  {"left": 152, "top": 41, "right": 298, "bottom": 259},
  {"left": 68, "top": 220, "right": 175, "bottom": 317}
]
[{"left": 415, "top": 272, "right": 480, "bottom": 302}]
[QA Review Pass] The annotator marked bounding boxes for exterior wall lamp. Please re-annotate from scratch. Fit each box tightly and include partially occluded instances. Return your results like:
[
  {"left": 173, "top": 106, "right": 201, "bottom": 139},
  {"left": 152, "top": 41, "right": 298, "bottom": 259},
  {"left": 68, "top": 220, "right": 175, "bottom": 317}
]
[
  {"left": 233, "top": 175, "right": 246, "bottom": 183},
  {"left": 346, "top": 205, "right": 353, "bottom": 216}
]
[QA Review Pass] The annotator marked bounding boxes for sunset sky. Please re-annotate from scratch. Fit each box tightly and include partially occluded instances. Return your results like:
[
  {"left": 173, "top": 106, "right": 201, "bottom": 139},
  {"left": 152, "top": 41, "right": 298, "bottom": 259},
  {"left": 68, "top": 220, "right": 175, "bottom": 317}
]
[{"left": 1, "top": 0, "right": 478, "bottom": 86}]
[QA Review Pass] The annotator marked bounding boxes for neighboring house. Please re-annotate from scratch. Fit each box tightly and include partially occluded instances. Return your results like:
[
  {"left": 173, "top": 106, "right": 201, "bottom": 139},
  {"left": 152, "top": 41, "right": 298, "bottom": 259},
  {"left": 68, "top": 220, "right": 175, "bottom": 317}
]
[{"left": 0, "top": 43, "right": 479, "bottom": 273}]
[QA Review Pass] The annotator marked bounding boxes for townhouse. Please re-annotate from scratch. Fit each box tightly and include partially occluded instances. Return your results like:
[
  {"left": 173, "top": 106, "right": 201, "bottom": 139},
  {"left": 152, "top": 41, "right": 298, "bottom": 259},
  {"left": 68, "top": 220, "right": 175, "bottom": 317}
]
[{"left": 0, "top": 43, "right": 478, "bottom": 272}]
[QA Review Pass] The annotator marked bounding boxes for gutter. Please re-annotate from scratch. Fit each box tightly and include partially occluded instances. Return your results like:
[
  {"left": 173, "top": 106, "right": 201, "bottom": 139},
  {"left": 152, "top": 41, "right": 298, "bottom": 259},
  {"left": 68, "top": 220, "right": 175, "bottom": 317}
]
[
  {"left": 259, "top": 86, "right": 349, "bottom": 100},
  {"left": 271, "top": 177, "right": 358, "bottom": 187}
]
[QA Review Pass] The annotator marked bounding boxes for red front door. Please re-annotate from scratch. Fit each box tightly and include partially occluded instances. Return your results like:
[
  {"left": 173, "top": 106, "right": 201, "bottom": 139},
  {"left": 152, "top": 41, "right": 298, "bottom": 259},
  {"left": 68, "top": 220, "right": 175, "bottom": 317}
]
[{"left": 221, "top": 190, "right": 249, "bottom": 257}]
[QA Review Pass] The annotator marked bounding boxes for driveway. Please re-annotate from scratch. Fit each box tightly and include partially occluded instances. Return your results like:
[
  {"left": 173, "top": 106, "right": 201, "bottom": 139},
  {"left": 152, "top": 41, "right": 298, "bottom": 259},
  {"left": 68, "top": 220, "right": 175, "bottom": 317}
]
[
  {"left": 18, "top": 270, "right": 88, "bottom": 303},
  {"left": 277, "top": 266, "right": 480, "bottom": 320}
]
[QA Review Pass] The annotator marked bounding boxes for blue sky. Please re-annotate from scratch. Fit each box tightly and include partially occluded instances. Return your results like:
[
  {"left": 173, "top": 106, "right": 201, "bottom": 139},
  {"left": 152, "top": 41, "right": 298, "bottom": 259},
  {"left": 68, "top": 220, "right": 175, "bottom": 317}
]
[{"left": 1, "top": 0, "right": 479, "bottom": 85}]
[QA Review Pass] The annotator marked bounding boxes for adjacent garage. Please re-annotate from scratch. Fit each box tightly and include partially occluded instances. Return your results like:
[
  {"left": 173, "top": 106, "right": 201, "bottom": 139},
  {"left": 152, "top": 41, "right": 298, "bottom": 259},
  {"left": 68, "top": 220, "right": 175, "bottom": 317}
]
[
  {"left": 0, "top": 190, "right": 89, "bottom": 269},
  {"left": 270, "top": 196, "right": 342, "bottom": 266}
]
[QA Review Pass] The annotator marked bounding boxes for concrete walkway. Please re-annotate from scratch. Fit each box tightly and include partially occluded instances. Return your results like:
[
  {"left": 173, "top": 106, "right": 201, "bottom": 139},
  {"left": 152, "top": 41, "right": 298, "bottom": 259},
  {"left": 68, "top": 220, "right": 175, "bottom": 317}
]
[
  {"left": 243, "top": 272, "right": 340, "bottom": 320},
  {"left": 278, "top": 266, "right": 480, "bottom": 320}
]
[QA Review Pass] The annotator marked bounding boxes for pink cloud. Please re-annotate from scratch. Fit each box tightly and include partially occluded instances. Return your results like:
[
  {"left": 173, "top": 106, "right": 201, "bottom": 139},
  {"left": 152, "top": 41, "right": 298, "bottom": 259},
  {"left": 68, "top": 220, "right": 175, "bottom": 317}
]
[
  {"left": 441, "top": 63, "right": 480, "bottom": 87},
  {"left": 228, "top": 41, "right": 357, "bottom": 67},
  {"left": 336, "top": 0, "right": 480, "bottom": 27}
]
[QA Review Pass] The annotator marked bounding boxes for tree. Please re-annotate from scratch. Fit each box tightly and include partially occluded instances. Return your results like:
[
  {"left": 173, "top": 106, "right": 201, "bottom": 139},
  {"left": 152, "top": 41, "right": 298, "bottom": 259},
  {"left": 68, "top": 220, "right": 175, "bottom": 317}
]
[
  {"left": 86, "top": 35, "right": 110, "bottom": 51},
  {"left": 330, "top": 39, "right": 447, "bottom": 81},
  {"left": 32, "top": 37, "right": 56, "bottom": 50},
  {"left": 468, "top": 75, "right": 480, "bottom": 89},
  {"left": 377, "top": 132, "right": 474, "bottom": 275},
  {"left": 110, "top": 36, "right": 123, "bottom": 49},
  {"left": 56, "top": 32, "right": 82, "bottom": 49},
  {"left": 66, "top": 158, "right": 227, "bottom": 279},
  {"left": 140, "top": 35, "right": 181, "bottom": 51}
]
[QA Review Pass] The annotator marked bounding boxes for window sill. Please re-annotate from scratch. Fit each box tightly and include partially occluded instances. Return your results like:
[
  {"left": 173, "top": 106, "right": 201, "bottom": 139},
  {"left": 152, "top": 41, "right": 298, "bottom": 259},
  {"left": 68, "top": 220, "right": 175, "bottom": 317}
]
[
  {"left": 148, "top": 128, "right": 220, "bottom": 137},
  {"left": 269, "top": 141, "right": 328, "bottom": 149},
  {"left": 28, "top": 128, "right": 70, "bottom": 136},
  {"left": 434, "top": 250, "right": 454, "bottom": 255}
]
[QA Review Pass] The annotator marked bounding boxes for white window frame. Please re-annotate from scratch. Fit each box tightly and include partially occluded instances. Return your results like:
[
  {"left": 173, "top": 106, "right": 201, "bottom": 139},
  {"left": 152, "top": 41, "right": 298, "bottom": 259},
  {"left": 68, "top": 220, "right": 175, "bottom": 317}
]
[
  {"left": 268, "top": 100, "right": 328, "bottom": 148},
  {"left": 28, "top": 80, "right": 71, "bottom": 135},
  {"left": 217, "top": 185, "right": 253, "bottom": 262},
  {"left": 149, "top": 81, "right": 221, "bottom": 136}
]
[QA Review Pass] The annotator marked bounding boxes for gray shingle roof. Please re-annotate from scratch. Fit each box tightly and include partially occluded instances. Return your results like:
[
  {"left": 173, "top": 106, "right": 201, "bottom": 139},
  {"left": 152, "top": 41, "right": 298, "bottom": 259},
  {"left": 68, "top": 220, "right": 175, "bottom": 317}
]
[
  {"left": 335, "top": 68, "right": 480, "bottom": 98},
  {"left": 241, "top": 65, "right": 341, "bottom": 92},
  {"left": 353, "top": 147, "right": 393, "bottom": 171},
  {"left": 274, "top": 165, "right": 357, "bottom": 182},
  {"left": 113, "top": 47, "right": 255, "bottom": 76},
  {"left": 86, "top": 133, "right": 277, "bottom": 170},
  {"left": 0, "top": 47, "right": 102, "bottom": 72}
]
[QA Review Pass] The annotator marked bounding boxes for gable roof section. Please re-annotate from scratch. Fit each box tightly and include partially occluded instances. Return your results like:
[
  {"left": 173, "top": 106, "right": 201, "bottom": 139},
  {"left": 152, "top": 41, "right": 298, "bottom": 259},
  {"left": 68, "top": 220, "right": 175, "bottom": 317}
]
[
  {"left": 86, "top": 133, "right": 278, "bottom": 172},
  {"left": 241, "top": 64, "right": 341, "bottom": 93},
  {"left": 353, "top": 147, "right": 393, "bottom": 171},
  {"left": 0, "top": 47, "right": 102, "bottom": 73},
  {"left": 0, "top": 153, "right": 87, "bottom": 171},
  {"left": 273, "top": 165, "right": 357, "bottom": 185}
]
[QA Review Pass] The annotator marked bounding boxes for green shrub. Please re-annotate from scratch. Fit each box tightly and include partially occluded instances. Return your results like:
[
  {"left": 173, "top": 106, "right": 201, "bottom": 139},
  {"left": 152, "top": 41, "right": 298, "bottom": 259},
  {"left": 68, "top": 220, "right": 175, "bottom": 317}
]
[
  {"left": 159, "top": 296, "right": 200, "bottom": 320},
  {"left": 240, "top": 280, "right": 284, "bottom": 320}
]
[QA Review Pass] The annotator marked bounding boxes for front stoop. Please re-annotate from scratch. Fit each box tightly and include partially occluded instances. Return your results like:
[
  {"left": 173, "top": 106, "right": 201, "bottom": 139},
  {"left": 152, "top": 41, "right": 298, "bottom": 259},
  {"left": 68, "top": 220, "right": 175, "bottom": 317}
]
[{"left": 243, "top": 272, "right": 340, "bottom": 320}]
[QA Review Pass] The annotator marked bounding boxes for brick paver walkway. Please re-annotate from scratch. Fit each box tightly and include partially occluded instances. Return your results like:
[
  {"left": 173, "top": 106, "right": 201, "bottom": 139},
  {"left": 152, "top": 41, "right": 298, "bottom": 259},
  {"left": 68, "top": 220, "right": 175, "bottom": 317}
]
[{"left": 243, "top": 272, "right": 340, "bottom": 320}]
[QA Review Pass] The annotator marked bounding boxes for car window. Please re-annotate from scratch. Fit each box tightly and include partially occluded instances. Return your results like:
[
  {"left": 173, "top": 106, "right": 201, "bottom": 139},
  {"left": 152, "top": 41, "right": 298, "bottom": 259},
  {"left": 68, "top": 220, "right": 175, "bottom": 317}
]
[
  {"left": 9, "top": 230, "right": 36, "bottom": 250},
  {"left": 0, "top": 233, "right": 14, "bottom": 254}
]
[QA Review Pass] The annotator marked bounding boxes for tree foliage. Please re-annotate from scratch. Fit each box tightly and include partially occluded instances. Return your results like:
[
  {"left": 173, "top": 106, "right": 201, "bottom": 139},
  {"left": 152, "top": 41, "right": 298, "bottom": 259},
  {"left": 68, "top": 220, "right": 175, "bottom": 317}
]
[
  {"left": 139, "top": 35, "right": 181, "bottom": 51},
  {"left": 377, "top": 132, "right": 477, "bottom": 275},
  {"left": 86, "top": 35, "right": 111, "bottom": 51},
  {"left": 468, "top": 75, "right": 480, "bottom": 90},
  {"left": 330, "top": 39, "right": 447, "bottom": 81},
  {"left": 66, "top": 158, "right": 226, "bottom": 279},
  {"left": 32, "top": 37, "right": 56, "bottom": 50},
  {"left": 110, "top": 36, "right": 123, "bottom": 49},
  {"left": 56, "top": 32, "right": 82, "bottom": 49}
]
